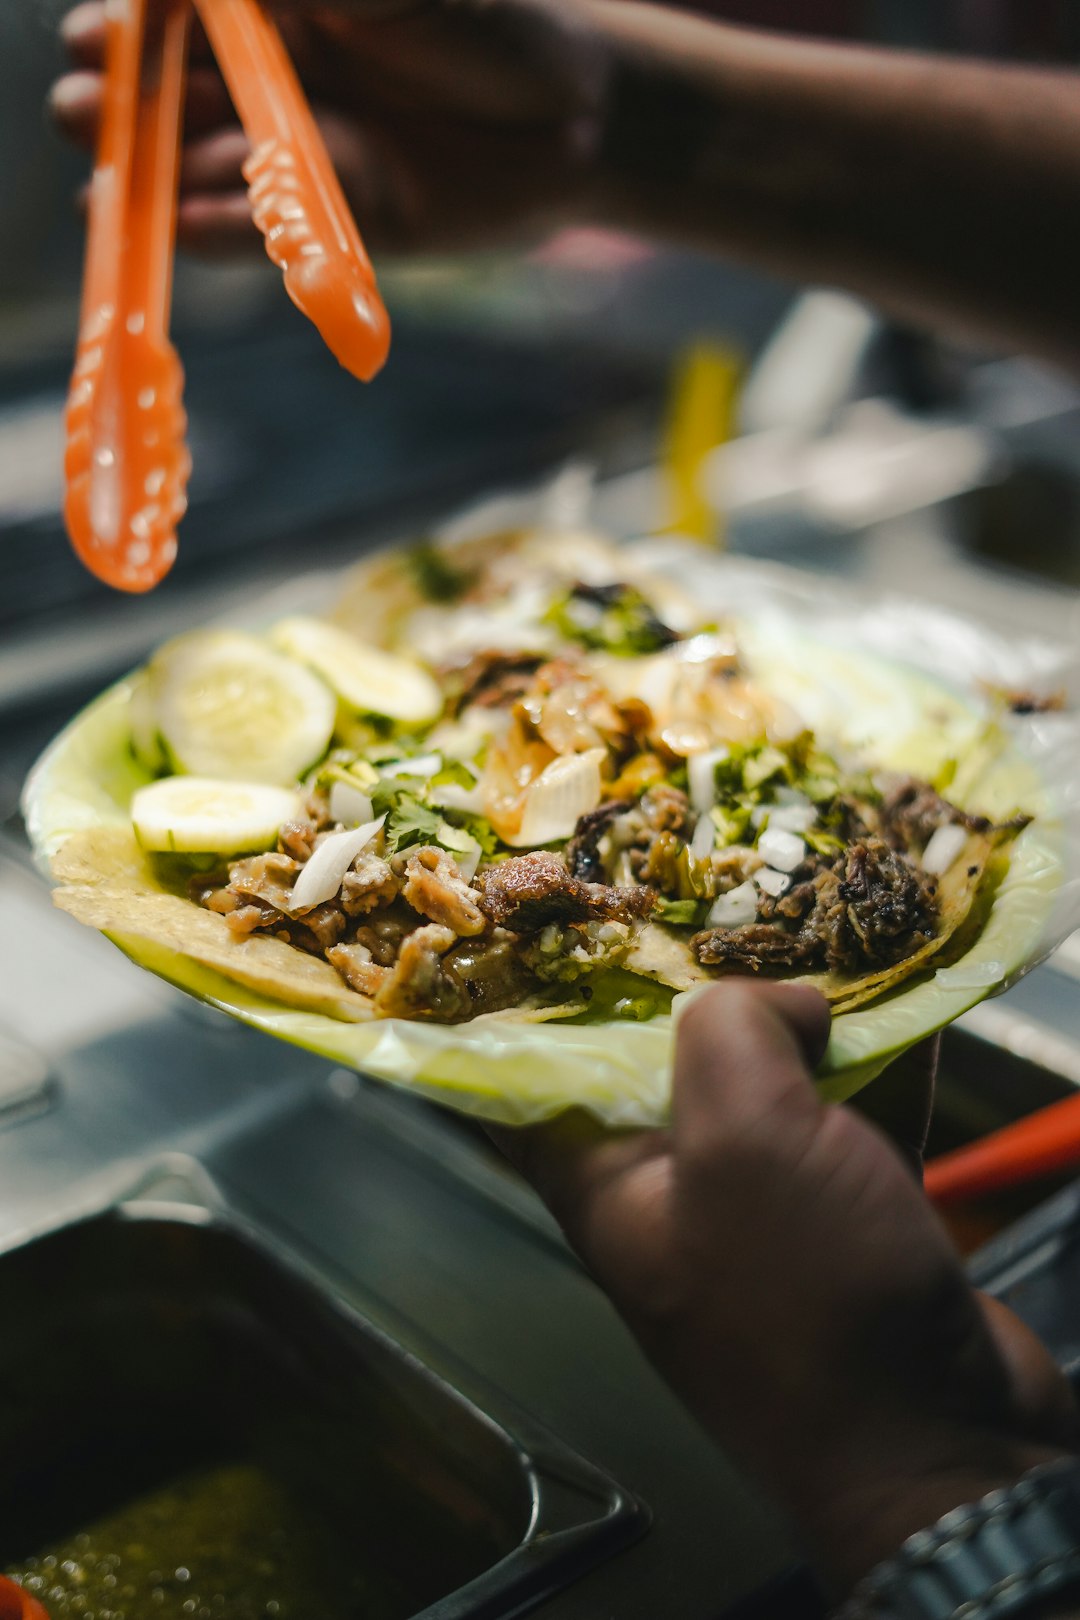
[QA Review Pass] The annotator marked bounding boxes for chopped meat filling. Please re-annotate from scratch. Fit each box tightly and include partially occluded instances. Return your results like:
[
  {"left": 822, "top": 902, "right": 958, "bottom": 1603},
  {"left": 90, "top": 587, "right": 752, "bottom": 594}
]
[
  {"left": 477, "top": 851, "right": 656, "bottom": 933},
  {"left": 341, "top": 851, "right": 399, "bottom": 916},
  {"left": 881, "top": 778, "right": 990, "bottom": 851},
  {"left": 693, "top": 838, "right": 939, "bottom": 977},
  {"left": 399, "top": 845, "right": 486, "bottom": 936},
  {"left": 565, "top": 799, "right": 632, "bottom": 883},
  {"left": 693, "top": 923, "right": 816, "bottom": 972},
  {"left": 372, "top": 925, "right": 473, "bottom": 1021},
  {"left": 444, "top": 649, "right": 545, "bottom": 714}
]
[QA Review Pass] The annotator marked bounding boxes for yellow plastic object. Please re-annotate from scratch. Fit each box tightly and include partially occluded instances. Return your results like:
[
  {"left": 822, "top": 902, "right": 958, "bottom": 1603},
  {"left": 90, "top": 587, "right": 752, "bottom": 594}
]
[
  {"left": 661, "top": 344, "right": 742, "bottom": 545},
  {"left": 194, "top": 0, "right": 391, "bottom": 382},
  {"left": 65, "top": 0, "right": 191, "bottom": 593}
]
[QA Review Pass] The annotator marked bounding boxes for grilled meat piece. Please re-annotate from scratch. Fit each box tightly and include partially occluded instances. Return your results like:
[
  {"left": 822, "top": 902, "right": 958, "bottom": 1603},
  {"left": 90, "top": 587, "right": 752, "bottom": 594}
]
[
  {"left": 692, "top": 922, "right": 816, "bottom": 971},
  {"left": 881, "top": 779, "right": 990, "bottom": 851},
  {"left": 444, "top": 649, "right": 544, "bottom": 714},
  {"left": 445, "top": 930, "right": 537, "bottom": 1014},
  {"left": 565, "top": 799, "right": 632, "bottom": 883},
  {"left": 221, "top": 851, "right": 300, "bottom": 915},
  {"left": 639, "top": 784, "right": 692, "bottom": 837},
  {"left": 278, "top": 820, "right": 319, "bottom": 862},
  {"left": 477, "top": 851, "right": 656, "bottom": 933},
  {"left": 326, "top": 941, "right": 389, "bottom": 998},
  {"left": 372, "top": 925, "right": 472, "bottom": 1022},
  {"left": 340, "top": 851, "right": 400, "bottom": 916},
  {"left": 807, "top": 838, "right": 938, "bottom": 973},
  {"left": 399, "top": 845, "right": 486, "bottom": 936}
]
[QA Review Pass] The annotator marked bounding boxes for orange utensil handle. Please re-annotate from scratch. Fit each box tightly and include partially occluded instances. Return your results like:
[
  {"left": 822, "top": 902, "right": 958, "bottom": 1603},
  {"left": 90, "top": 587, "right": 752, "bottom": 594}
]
[
  {"left": 0, "top": 1575, "right": 50, "bottom": 1620},
  {"left": 65, "top": 0, "right": 191, "bottom": 594},
  {"left": 925, "top": 1088, "right": 1080, "bottom": 1207},
  {"left": 194, "top": 0, "right": 391, "bottom": 382}
]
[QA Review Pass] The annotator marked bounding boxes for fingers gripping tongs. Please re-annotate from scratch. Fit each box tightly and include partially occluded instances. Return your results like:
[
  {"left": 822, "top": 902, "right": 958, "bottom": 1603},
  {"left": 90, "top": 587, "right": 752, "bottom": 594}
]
[{"left": 66, "top": 0, "right": 391, "bottom": 593}]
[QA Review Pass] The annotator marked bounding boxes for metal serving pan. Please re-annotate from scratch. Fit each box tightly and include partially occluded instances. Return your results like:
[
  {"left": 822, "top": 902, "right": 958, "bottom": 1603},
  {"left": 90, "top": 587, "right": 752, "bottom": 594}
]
[{"left": 0, "top": 1200, "right": 646, "bottom": 1619}]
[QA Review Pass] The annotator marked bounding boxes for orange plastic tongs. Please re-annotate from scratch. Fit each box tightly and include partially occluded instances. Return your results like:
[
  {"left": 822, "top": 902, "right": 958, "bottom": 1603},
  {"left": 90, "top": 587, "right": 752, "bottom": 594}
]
[
  {"left": 194, "top": 0, "right": 391, "bottom": 383},
  {"left": 65, "top": 0, "right": 192, "bottom": 593}
]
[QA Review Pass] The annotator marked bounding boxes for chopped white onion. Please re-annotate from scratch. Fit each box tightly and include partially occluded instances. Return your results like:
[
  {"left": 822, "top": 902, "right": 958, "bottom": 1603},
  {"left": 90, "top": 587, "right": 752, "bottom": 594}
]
[
  {"left": 706, "top": 881, "right": 758, "bottom": 928},
  {"left": 755, "top": 867, "right": 791, "bottom": 899},
  {"left": 287, "top": 816, "right": 385, "bottom": 913},
  {"left": 921, "top": 822, "right": 968, "bottom": 876},
  {"left": 429, "top": 781, "right": 486, "bottom": 815},
  {"left": 379, "top": 753, "right": 442, "bottom": 780},
  {"left": 690, "top": 813, "right": 717, "bottom": 862},
  {"left": 688, "top": 747, "right": 730, "bottom": 815},
  {"left": 511, "top": 748, "right": 606, "bottom": 848},
  {"left": 329, "top": 780, "right": 374, "bottom": 827},
  {"left": 757, "top": 827, "right": 806, "bottom": 873},
  {"left": 768, "top": 803, "right": 816, "bottom": 834}
]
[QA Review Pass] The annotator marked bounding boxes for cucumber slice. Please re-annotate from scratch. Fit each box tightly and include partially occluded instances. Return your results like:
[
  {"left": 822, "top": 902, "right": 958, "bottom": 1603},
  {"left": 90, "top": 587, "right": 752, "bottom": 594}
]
[
  {"left": 132, "top": 777, "right": 304, "bottom": 854},
  {"left": 270, "top": 616, "right": 441, "bottom": 724},
  {"left": 153, "top": 631, "right": 336, "bottom": 784},
  {"left": 129, "top": 673, "right": 167, "bottom": 773}
]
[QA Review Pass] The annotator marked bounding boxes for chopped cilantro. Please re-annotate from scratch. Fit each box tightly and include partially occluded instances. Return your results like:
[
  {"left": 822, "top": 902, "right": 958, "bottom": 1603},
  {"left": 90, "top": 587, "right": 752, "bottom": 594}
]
[
  {"left": 369, "top": 784, "right": 445, "bottom": 853},
  {"left": 409, "top": 540, "right": 474, "bottom": 603},
  {"left": 710, "top": 804, "right": 753, "bottom": 847},
  {"left": 657, "top": 897, "right": 707, "bottom": 927},
  {"left": 544, "top": 582, "right": 679, "bottom": 657}
]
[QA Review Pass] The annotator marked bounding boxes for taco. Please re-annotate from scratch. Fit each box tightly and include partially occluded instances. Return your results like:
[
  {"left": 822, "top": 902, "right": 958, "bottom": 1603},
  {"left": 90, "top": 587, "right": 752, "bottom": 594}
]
[{"left": 24, "top": 527, "right": 1054, "bottom": 1123}]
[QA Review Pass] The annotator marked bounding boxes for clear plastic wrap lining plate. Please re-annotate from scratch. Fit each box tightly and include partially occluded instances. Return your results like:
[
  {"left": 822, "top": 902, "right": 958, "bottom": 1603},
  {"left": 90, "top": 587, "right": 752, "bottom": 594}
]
[{"left": 23, "top": 495, "right": 1080, "bottom": 1126}]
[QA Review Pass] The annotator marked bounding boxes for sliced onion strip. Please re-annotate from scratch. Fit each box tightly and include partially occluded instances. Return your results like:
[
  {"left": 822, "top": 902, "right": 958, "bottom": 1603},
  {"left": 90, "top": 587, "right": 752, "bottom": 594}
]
[{"left": 288, "top": 816, "right": 386, "bottom": 913}]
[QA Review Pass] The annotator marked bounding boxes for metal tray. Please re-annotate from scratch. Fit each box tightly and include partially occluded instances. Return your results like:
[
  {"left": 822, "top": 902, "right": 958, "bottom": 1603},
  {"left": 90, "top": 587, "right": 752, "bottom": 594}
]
[{"left": 0, "top": 1201, "right": 646, "bottom": 1619}]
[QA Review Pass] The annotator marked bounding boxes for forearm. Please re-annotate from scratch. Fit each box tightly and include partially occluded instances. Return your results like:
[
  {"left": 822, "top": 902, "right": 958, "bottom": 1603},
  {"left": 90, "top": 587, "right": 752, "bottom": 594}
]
[{"left": 583, "top": 9, "right": 1080, "bottom": 368}]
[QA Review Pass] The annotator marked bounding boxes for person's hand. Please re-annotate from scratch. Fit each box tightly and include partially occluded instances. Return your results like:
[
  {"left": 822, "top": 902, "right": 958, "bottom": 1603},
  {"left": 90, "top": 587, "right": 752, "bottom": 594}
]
[
  {"left": 50, "top": 0, "right": 611, "bottom": 258},
  {"left": 497, "top": 982, "right": 1080, "bottom": 1601}
]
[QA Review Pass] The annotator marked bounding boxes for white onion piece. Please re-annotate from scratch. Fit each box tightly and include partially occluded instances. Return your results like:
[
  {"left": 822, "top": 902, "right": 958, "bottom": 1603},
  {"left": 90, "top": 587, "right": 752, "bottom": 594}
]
[
  {"left": 768, "top": 803, "right": 816, "bottom": 834},
  {"left": 379, "top": 753, "right": 442, "bottom": 780},
  {"left": 512, "top": 748, "right": 606, "bottom": 848},
  {"left": 429, "top": 781, "right": 486, "bottom": 815},
  {"left": 921, "top": 822, "right": 968, "bottom": 876},
  {"left": 706, "top": 881, "right": 758, "bottom": 928},
  {"left": 287, "top": 816, "right": 385, "bottom": 913},
  {"left": 690, "top": 813, "right": 716, "bottom": 862},
  {"left": 757, "top": 827, "right": 806, "bottom": 872},
  {"left": 755, "top": 867, "right": 791, "bottom": 898},
  {"left": 329, "top": 780, "right": 374, "bottom": 827},
  {"left": 688, "top": 747, "right": 730, "bottom": 815}
]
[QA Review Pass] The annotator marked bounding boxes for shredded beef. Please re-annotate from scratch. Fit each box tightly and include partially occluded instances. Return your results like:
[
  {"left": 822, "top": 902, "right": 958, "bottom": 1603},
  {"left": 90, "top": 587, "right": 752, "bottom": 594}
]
[
  {"left": 399, "top": 845, "right": 486, "bottom": 936},
  {"left": 565, "top": 800, "right": 632, "bottom": 883},
  {"left": 808, "top": 838, "right": 938, "bottom": 973},
  {"left": 372, "top": 925, "right": 473, "bottom": 1021},
  {"left": 880, "top": 779, "right": 989, "bottom": 851},
  {"left": 692, "top": 838, "right": 939, "bottom": 977},
  {"left": 692, "top": 923, "right": 816, "bottom": 971},
  {"left": 444, "top": 650, "right": 544, "bottom": 714},
  {"left": 477, "top": 851, "right": 656, "bottom": 933}
]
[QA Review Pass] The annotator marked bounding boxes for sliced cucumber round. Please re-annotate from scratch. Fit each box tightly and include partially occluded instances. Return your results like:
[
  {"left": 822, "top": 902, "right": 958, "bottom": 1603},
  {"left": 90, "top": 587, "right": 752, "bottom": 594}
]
[
  {"left": 128, "top": 673, "right": 168, "bottom": 774},
  {"left": 132, "top": 776, "right": 304, "bottom": 854},
  {"left": 269, "top": 615, "right": 441, "bottom": 724},
  {"left": 152, "top": 630, "right": 336, "bottom": 784}
]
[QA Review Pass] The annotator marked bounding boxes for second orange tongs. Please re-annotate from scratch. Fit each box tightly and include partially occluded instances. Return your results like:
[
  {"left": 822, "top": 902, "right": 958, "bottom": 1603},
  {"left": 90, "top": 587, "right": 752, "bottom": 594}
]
[{"left": 194, "top": 0, "right": 391, "bottom": 383}]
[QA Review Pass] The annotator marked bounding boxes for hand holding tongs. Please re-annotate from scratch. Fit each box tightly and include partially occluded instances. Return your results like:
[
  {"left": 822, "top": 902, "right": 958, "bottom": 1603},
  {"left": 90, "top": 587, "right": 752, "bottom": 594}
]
[{"left": 66, "top": 0, "right": 391, "bottom": 594}]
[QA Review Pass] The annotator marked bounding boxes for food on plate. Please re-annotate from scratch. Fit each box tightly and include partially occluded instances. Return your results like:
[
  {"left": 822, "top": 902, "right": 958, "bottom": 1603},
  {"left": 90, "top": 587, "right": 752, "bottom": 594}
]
[{"left": 40, "top": 530, "right": 1032, "bottom": 1036}]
